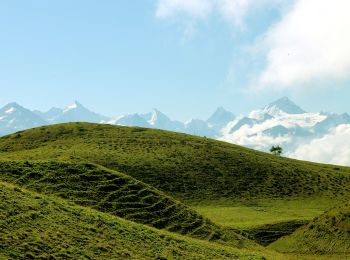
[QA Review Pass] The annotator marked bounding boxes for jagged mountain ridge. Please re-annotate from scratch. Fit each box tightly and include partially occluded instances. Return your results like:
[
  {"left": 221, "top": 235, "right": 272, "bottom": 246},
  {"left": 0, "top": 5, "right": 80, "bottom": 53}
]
[{"left": 207, "top": 106, "right": 235, "bottom": 131}]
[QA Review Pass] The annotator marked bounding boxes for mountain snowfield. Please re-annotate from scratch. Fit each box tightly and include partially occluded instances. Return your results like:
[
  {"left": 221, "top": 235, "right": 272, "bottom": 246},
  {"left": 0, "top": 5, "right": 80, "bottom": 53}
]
[{"left": 1, "top": 97, "right": 350, "bottom": 166}]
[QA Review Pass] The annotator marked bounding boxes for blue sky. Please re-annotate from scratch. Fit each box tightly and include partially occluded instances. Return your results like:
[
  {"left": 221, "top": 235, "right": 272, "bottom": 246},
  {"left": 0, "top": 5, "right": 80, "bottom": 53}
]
[{"left": 1, "top": 0, "right": 349, "bottom": 120}]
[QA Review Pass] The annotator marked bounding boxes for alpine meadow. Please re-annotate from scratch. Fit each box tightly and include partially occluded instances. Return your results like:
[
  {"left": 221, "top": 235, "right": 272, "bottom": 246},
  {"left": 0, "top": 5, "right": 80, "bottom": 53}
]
[{"left": 1, "top": 0, "right": 350, "bottom": 259}]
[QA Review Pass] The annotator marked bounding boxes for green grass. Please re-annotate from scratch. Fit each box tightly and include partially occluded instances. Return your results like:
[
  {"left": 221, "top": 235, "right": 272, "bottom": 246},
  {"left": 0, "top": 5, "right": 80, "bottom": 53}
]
[
  {"left": 1, "top": 122, "right": 350, "bottom": 258},
  {"left": 0, "top": 123, "right": 349, "bottom": 204},
  {"left": 0, "top": 159, "right": 255, "bottom": 249},
  {"left": 193, "top": 198, "right": 337, "bottom": 229},
  {"left": 269, "top": 201, "right": 350, "bottom": 255},
  {"left": 0, "top": 181, "right": 265, "bottom": 260},
  {"left": 193, "top": 199, "right": 339, "bottom": 247}
]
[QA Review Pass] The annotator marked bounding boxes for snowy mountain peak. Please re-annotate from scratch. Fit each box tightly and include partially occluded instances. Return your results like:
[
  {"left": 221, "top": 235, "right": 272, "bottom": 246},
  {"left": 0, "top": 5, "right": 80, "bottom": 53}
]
[
  {"left": 249, "top": 97, "right": 305, "bottom": 119},
  {"left": 149, "top": 109, "right": 170, "bottom": 126},
  {"left": 0, "top": 102, "right": 47, "bottom": 135},
  {"left": 207, "top": 107, "right": 235, "bottom": 130},
  {"left": 151, "top": 108, "right": 167, "bottom": 117},
  {"left": 1, "top": 102, "right": 27, "bottom": 115},
  {"left": 45, "top": 101, "right": 108, "bottom": 124},
  {"left": 63, "top": 101, "right": 83, "bottom": 112},
  {"left": 266, "top": 97, "right": 305, "bottom": 115},
  {"left": 2, "top": 102, "right": 21, "bottom": 110},
  {"left": 213, "top": 106, "right": 227, "bottom": 114},
  {"left": 208, "top": 106, "right": 234, "bottom": 122}
]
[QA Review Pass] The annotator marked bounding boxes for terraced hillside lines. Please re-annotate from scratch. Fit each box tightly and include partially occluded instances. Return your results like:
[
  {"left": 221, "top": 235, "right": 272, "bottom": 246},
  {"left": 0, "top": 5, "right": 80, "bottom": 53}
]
[
  {"left": 0, "top": 181, "right": 264, "bottom": 260},
  {"left": 0, "top": 160, "right": 254, "bottom": 248},
  {"left": 0, "top": 123, "right": 350, "bottom": 203},
  {"left": 269, "top": 202, "right": 350, "bottom": 255}
]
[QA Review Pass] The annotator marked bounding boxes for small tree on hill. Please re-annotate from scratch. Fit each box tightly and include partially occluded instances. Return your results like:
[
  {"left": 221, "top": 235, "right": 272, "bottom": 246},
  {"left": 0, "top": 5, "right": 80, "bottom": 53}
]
[{"left": 270, "top": 145, "right": 283, "bottom": 156}]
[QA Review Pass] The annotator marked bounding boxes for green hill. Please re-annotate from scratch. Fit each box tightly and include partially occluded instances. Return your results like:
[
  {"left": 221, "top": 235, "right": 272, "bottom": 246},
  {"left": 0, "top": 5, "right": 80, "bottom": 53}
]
[
  {"left": 0, "top": 181, "right": 264, "bottom": 259},
  {"left": 1, "top": 122, "right": 350, "bottom": 257},
  {"left": 269, "top": 202, "right": 350, "bottom": 255},
  {"left": 0, "top": 159, "right": 253, "bottom": 248},
  {"left": 0, "top": 123, "right": 349, "bottom": 204}
]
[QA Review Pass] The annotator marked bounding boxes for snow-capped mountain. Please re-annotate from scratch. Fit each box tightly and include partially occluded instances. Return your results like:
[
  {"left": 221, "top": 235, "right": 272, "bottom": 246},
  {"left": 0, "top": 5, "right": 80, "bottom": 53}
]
[
  {"left": 108, "top": 109, "right": 186, "bottom": 132},
  {"left": 220, "top": 97, "right": 345, "bottom": 153},
  {"left": 207, "top": 107, "right": 235, "bottom": 131},
  {"left": 106, "top": 97, "right": 350, "bottom": 165},
  {"left": 49, "top": 101, "right": 108, "bottom": 124},
  {"left": 249, "top": 96, "right": 305, "bottom": 119},
  {"left": 142, "top": 109, "right": 185, "bottom": 132},
  {"left": 0, "top": 103, "right": 48, "bottom": 135},
  {"left": 1, "top": 97, "right": 350, "bottom": 165}
]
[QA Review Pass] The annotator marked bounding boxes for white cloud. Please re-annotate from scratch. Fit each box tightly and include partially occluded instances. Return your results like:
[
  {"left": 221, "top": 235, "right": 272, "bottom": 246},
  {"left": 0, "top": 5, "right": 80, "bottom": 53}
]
[
  {"left": 217, "top": 0, "right": 254, "bottom": 28},
  {"left": 290, "top": 124, "right": 350, "bottom": 166},
  {"left": 220, "top": 130, "right": 291, "bottom": 151},
  {"left": 156, "top": 0, "right": 350, "bottom": 90},
  {"left": 155, "top": 0, "right": 278, "bottom": 27},
  {"left": 258, "top": 0, "right": 350, "bottom": 88},
  {"left": 221, "top": 132, "right": 291, "bottom": 151},
  {"left": 220, "top": 115, "right": 293, "bottom": 150},
  {"left": 217, "top": 0, "right": 285, "bottom": 29},
  {"left": 156, "top": 0, "right": 213, "bottom": 19}
]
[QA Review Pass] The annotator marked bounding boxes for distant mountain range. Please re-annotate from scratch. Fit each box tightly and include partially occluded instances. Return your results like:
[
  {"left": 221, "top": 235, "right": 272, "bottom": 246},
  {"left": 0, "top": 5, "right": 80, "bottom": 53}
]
[
  {"left": 1, "top": 97, "right": 349, "bottom": 163},
  {"left": 219, "top": 97, "right": 350, "bottom": 154},
  {"left": 33, "top": 101, "right": 108, "bottom": 124}
]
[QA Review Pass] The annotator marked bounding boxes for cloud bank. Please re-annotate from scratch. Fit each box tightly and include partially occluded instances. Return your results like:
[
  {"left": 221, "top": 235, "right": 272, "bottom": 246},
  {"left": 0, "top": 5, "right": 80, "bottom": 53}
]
[
  {"left": 291, "top": 124, "right": 350, "bottom": 166},
  {"left": 259, "top": 0, "right": 350, "bottom": 88}
]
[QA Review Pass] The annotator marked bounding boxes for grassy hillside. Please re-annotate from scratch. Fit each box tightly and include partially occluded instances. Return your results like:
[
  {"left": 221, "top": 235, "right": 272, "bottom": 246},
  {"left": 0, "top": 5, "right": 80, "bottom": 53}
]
[
  {"left": 0, "top": 123, "right": 349, "bottom": 204},
  {"left": 193, "top": 199, "right": 329, "bottom": 229},
  {"left": 0, "top": 181, "right": 264, "bottom": 259},
  {"left": 269, "top": 202, "right": 350, "bottom": 255},
  {"left": 0, "top": 159, "right": 254, "bottom": 248},
  {"left": 1, "top": 123, "right": 349, "bottom": 258}
]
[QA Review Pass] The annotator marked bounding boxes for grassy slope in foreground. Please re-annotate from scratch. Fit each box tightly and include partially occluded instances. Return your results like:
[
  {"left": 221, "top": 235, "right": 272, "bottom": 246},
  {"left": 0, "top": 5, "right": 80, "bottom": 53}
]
[
  {"left": 269, "top": 202, "right": 350, "bottom": 255},
  {"left": 0, "top": 160, "right": 254, "bottom": 249},
  {"left": 1, "top": 123, "right": 349, "bottom": 233},
  {"left": 0, "top": 123, "right": 349, "bottom": 204},
  {"left": 0, "top": 181, "right": 264, "bottom": 260}
]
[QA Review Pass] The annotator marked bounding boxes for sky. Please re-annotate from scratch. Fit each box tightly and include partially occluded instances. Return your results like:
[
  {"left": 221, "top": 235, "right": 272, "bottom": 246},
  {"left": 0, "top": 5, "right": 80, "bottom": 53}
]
[{"left": 1, "top": 0, "right": 350, "bottom": 121}]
